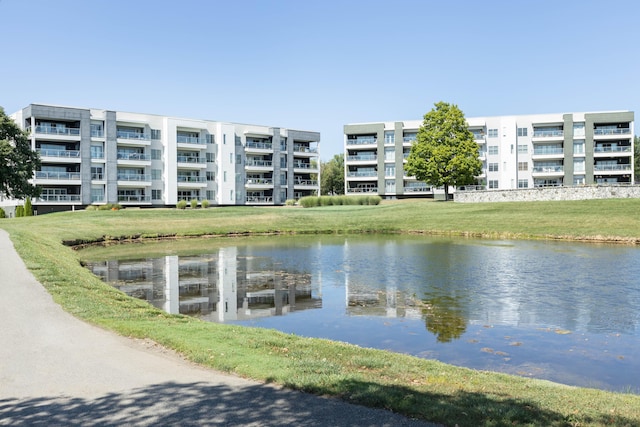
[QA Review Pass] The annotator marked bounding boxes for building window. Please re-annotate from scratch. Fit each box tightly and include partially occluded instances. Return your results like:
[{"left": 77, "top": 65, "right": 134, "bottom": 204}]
[
  {"left": 151, "top": 129, "right": 161, "bottom": 140},
  {"left": 223, "top": 134, "right": 226, "bottom": 145},
  {"left": 91, "top": 144, "right": 104, "bottom": 159},
  {"left": 573, "top": 140, "right": 585, "bottom": 155},
  {"left": 385, "top": 165, "right": 395, "bottom": 177},
  {"left": 517, "top": 144, "right": 528, "bottom": 154},
  {"left": 488, "top": 146, "right": 498, "bottom": 155},
  {"left": 206, "top": 134, "right": 215, "bottom": 144},
  {"left": 151, "top": 149, "right": 162, "bottom": 160},
  {"left": 206, "top": 171, "right": 215, "bottom": 181},
  {"left": 206, "top": 190, "right": 215, "bottom": 200},
  {"left": 384, "top": 147, "right": 395, "bottom": 161},
  {"left": 223, "top": 171, "right": 227, "bottom": 182},
  {"left": 152, "top": 189, "right": 162, "bottom": 200},
  {"left": 488, "top": 129, "right": 498, "bottom": 138},
  {"left": 517, "top": 127, "right": 528, "bottom": 137},
  {"left": 573, "top": 176, "right": 585, "bottom": 185},
  {"left": 90, "top": 123, "right": 104, "bottom": 138},
  {"left": 151, "top": 169, "right": 162, "bottom": 180},
  {"left": 518, "top": 162, "right": 528, "bottom": 171},
  {"left": 206, "top": 152, "right": 215, "bottom": 162},
  {"left": 488, "top": 162, "right": 499, "bottom": 172},
  {"left": 230, "top": 153, "right": 233, "bottom": 163},
  {"left": 384, "top": 131, "right": 395, "bottom": 144},
  {"left": 488, "top": 180, "right": 499, "bottom": 189},
  {"left": 236, "top": 154, "right": 242, "bottom": 164},
  {"left": 573, "top": 123, "right": 585, "bottom": 137},
  {"left": 518, "top": 179, "right": 528, "bottom": 188},
  {"left": 574, "top": 158, "right": 585, "bottom": 173}
]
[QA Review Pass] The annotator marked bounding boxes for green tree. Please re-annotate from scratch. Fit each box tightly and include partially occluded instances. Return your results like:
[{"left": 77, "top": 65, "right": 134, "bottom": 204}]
[
  {"left": 24, "top": 197, "right": 33, "bottom": 216},
  {"left": 320, "top": 153, "right": 344, "bottom": 195},
  {"left": 634, "top": 136, "right": 639, "bottom": 183},
  {"left": 405, "top": 102, "right": 482, "bottom": 200},
  {"left": 0, "top": 107, "right": 40, "bottom": 199}
]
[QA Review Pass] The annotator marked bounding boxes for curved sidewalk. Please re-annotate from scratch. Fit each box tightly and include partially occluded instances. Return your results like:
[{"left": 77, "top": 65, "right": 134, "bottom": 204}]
[{"left": 0, "top": 229, "right": 438, "bottom": 426}]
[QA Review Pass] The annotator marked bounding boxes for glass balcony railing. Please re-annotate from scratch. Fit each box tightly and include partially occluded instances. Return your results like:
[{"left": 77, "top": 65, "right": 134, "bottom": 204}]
[
  {"left": 293, "top": 162, "right": 314, "bottom": 169},
  {"left": 532, "top": 166, "right": 564, "bottom": 173},
  {"left": 594, "top": 128, "right": 631, "bottom": 135},
  {"left": 246, "top": 142, "right": 273, "bottom": 150},
  {"left": 117, "top": 130, "right": 150, "bottom": 140},
  {"left": 594, "top": 146, "right": 632, "bottom": 153},
  {"left": 246, "top": 196, "right": 273, "bottom": 203},
  {"left": 36, "top": 171, "right": 81, "bottom": 180},
  {"left": 246, "top": 160, "right": 273, "bottom": 167},
  {"left": 38, "top": 149, "right": 81, "bottom": 158},
  {"left": 347, "top": 171, "right": 377, "bottom": 177},
  {"left": 293, "top": 145, "right": 318, "bottom": 153},
  {"left": 594, "top": 164, "right": 632, "bottom": 171},
  {"left": 347, "top": 155, "right": 377, "bottom": 161},
  {"left": 347, "top": 186, "right": 378, "bottom": 193},
  {"left": 29, "top": 126, "right": 80, "bottom": 136},
  {"left": 117, "top": 152, "right": 151, "bottom": 161},
  {"left": 91, "top": 130, "right": 104, "bottom": 138},
  {"left": 118, "top": 174, "right": 150, "bottom": 181},
  {"left": 347, "top": 137, "right": 377, "bottom": 145},
  {"left": 177, "top": 135, "right": 206, "bottom": 144},
  {"left": 177, "top": 176, "right": 207, "bottom": 183},
  {"left": 533, "top": 147, "right": 564, "bottom": 155},
  {"left": 403, "top": 186, "right": 431, "bottom": 192},
  {"left": 91, "top": 173, "right": 104, "bottom": 180},
  {"left": 246, "top": 178, "right": 274, "bottom": 185},
  {"left": 532, "top": 130, "right": 563, "bottom": 137},
  {"left": 38, "top": 194, "right": 81, "bottom": 202},
  {"left": 177, "top": 156, "right": 206, "bottom": 163},
  {"left": 118, "top": 195, "right": 151, "bottom": 202}
]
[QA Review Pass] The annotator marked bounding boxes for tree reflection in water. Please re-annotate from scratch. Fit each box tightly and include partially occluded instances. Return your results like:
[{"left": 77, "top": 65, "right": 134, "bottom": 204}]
[{"left": 421, "top": 295, "right": 467, "bottom": 343}]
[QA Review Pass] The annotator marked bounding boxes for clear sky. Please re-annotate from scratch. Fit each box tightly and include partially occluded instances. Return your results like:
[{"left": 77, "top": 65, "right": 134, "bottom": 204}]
[{"left": 1, "top": 0, "right": 638, "bottom": 160}]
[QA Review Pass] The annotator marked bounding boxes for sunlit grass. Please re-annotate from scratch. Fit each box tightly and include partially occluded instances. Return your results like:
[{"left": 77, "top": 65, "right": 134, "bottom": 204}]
[{"left": 2, "top": 198, "right": 640, "bottom": 426}]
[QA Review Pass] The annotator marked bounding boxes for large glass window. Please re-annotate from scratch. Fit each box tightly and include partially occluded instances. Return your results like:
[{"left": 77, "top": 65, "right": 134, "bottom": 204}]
[
  {"left": 573, "top": 123, "right": 585, "bottom": 137},
  {"left": 517, "top": 144, "right": 528, "bottom": 154},
  {"left": 488, "top": 180, "right": 499, "bottom": 189},
  {"left": 385, "top": 165, "right": 395, "bottom": 177},
  {"left": 518, "top": 179, "right": 529, "bottom": 188},
  {"left": 488, "top": 146, "right": 499, "bottom": 155},
  {"left": 573, "top": 140, "right": 585, "bottom": 155},
  {"left": 384, "top": 131, "right": 395, "bottom": 144},
  {"left": 384, "top": 147, "right": 395, "bottom": 161},
  {"left": 488, "top": 129, "right": 498, "bottom": 138},
  {"left": 573, "top": 158, "right": 585, "bottom": 173},
  {"left": 151, "top": 149, "right": 162, "bottom": 160},
  {"left": 91, "top": 144, "right": 104, "bottom": 159},
  {"left": 488, "top": 162, "right": 499, "bottom": 172},
  {"left": 517, "top": 127, "right": 528, "bottom": 137},
  {"left": 518, "top": 162, "right": 528, "bottom": 171}
]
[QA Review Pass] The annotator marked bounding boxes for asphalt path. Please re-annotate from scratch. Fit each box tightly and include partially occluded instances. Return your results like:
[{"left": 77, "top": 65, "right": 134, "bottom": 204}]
[{"left": 0, "top": 229, "right": 440, "bottom": 426}]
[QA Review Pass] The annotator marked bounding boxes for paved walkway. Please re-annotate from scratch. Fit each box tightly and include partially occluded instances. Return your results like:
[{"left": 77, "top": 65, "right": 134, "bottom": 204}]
[{"left": 0, "top": 230, "right": 439, "bottom": 426}]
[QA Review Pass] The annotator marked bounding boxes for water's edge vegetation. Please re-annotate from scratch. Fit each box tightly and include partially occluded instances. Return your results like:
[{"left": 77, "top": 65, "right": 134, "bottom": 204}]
[{"left": 3, "top": 199, "right": 640, "bottom": 427}]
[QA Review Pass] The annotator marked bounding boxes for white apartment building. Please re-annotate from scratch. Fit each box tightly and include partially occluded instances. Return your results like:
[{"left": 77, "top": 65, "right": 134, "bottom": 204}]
[
  {"left": 8, "top": 104, "right": 320, "bottom": 213},
  {"left": 344, "top": 111, "right": 635, "bottom": 198}
]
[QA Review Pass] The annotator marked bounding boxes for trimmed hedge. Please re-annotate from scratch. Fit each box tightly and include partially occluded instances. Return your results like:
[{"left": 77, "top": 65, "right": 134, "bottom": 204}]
[{"left": 299, "top": 195, "right": 382, "bottom": 208}]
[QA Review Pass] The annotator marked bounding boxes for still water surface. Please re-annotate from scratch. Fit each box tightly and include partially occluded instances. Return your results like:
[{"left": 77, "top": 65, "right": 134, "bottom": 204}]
[{"left": 83, "top": 235, "right": 640, "bottom": 393}]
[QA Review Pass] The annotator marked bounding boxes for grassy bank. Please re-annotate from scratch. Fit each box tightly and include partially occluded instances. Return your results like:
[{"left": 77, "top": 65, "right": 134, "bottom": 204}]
[{"left": 2, "top": 199, "right": 640, "bottom": 426}]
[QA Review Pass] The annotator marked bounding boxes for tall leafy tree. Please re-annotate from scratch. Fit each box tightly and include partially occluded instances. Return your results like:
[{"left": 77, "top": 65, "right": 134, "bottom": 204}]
[
  {"left": 0, "top": 107, "right": 40, "bottom": 199},
  {"left": 321, "top": 153, "right": 344, "bottom": 195},
  {"left": 405, "top": 102, "right": 482, "bottom": 200}
]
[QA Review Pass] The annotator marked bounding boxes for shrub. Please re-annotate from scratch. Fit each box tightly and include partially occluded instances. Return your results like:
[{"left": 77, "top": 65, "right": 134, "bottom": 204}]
[
  {"left": 368, "top": 195, "right": 382, "bottom": 205},
  {"left": 319, "top": 196, "right": 333, "bottom": 206},
  {"left": 85, "top": 205, "right": 98, "bottom": 211},
  {"left": 285, "top": 199, "right": 296, "bottom": 206},
  {"left": 299, "top": 196, "right": 319, "bottom": 208},
  {"left": 0, "top": 207, "right": 5, "bottom": 218},
  {"left": 201, "top": 199, "right": 210, "bottom": 208},
  {"left": 176, "top": 200, "right": 188, "bottom": 210},
  {"left": 98, "top": 203, "right": 122, "bottom": 211},
  {"left": 190, "top": 199, "right": 198, "bottom": 209},
  {"left": 24, "top": 198, "right": 33, "bottom": 216},
  {"left": 15, "top": 205, "right": 24, "bottom": 217}
]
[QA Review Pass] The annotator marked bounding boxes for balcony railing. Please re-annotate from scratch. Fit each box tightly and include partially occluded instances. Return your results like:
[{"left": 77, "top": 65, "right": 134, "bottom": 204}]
[
  {"left": 177, "top": 176, "right": 206, "bottom": 183},
  {"left": 346, "top": 137, "right": 377, "bottom": 145},
  {"left": 457, "top": 185, "right": 486, "bottom": 191},
  {"left": 246, "top": 196, "right": 273, "bottom": 203},
  {"left": 403, "top": 186, "right": 432, "bottom": 192},
  {"left": 38, "top": 149, "right": 81, "bottom": 158},
  {"left": 91, "top": 129, "right": 104, "bottom": 138},
  {"left": 246, "top": 142, "right": 273, "bottom": 150},
  {"left": 402, "top": 137, "right": 416, "bottom": 144},
  {"left": 246, "top": 160, "right": 273, "bottom": 167},
  {"left": 246, "top": 178, "right": 274, "bottom": 185},
  {"left": 532, "top": 130, "right": 563, "bottom": 138},
  {"left": 347, "top": 155, "right": 377, "bottom": 161},
  {"left": 532, "top": 166, "right": 564, "bottom": 173},
  {"left": 594, "top": 164, "right": 632, "bottom": 171},
  {"left": 347, "top": 171, "right": 377, "bottom": 177},
  {"left": 347, "top": 187, "right": 378, "bottom": 193},
  {"left": 91, "top": 173, "right": 104, "bottom": 180},
  {"left": 117, "top": 152, "right": 151, "bottom": 161},
  {"left": 177, "top": 135, "right": 206, "bottom": 144},
  {"left": 294, "top": 179, "right": 318, "bottom": 186},
  {"left": 29, "top": 126, "right": 80, "bottom": 136},
  {"left": 177, "top": 156, "right": 206, "bottom": 163},
  {"left": 117, "top": 130, "right": 150, "bottom": 140},
  {"left": 38, "top": 194, "right": 81, "bottom": 202},
  {"left": 118, "top": 195, "right": 151, "bottom": 202},
  {"left": 118, "top": 174, "right": 150, "bottom": 181},
  {"left": 293, "top": 162, "right": 314, "bottom": 169},
  {"left": 594, "top": 146, "right": 632, "bottom": 153},
  {"left": 36, "top": 171, "right": 81, "bottom": 180},
  {"left": 533, "top": 147, "right": 564, "bottom": 155},
  {"left": 594, "top": 128, "right": 631, "bottom": 135},
  {"left": 293, "top": 145, "right": 318, "bottom": 153}
]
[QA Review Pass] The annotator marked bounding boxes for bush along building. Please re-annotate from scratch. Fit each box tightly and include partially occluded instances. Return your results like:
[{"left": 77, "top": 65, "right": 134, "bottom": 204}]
[
  {"left": 7, "top": 104, "right": 320, "bottom": 213},
  {"left": 344, "top": 111, "right": 634, "bottom": 199}
]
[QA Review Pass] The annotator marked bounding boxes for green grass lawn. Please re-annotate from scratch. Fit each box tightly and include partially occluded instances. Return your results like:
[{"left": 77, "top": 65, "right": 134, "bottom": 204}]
[{"left": 2, "top": 198, "right": 640, "bottom": 426}]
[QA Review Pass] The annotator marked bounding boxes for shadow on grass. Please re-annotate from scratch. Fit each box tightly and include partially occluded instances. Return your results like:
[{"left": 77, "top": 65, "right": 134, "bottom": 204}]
[
  {"left": 286, "top": 378, "right": 636, "bottom": 427},
  {"left": 0, "top": 381, "right": 433, "bottom": 427}
]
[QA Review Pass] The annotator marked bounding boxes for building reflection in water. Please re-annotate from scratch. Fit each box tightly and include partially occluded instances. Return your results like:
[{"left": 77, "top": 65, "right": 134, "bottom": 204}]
[{"left": 86, "top": 246, "right": 321, "bottom": 322}]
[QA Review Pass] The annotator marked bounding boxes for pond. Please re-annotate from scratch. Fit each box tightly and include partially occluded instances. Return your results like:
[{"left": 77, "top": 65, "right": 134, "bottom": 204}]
[{"left": 81, "top": 235, "right": 640, "bottom": 393}]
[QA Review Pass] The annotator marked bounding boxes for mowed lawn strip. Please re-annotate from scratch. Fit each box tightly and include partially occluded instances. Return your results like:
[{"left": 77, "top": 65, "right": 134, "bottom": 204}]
[{"left": 2, "top": 198, "right": 640, "bottom": 427}]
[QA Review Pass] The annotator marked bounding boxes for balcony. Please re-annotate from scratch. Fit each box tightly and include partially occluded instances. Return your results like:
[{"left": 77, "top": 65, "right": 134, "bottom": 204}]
[
  {"left": 347, "top": 154, "right": 377, "bottom": 162},
  {"left": 346, "top": 136, "right": 377, "bottom": 146},
  {"left": 177, "top": 135, "right": 206, "bottom": 145},
  {"left": 293, "top": 144, "right": 318, "bottom": 153},
  {"left": 347, "top": 171, "right": 377, "bottom": 178},
  {"left": 118, "top": 195, "right": 151, "bottom": 203},
  {"left": 177, "top": 156, "right": 207, "bottom": 168},
  {"left": 294, "top": 179, "right": 318, "bottom": 187},
  {"left": 37, "top": 194, "right": 82, "bottom": 203},
  {"left": 347, "top": 186, "right": 378, "bottom": 193},
  {"left": 594, "top": 146, "right": 632, "bottom": 155},
  {"left": 117, "top": 152, "right": 151, "bottom": 164},
  {"left": 35, "top": 171, "right": 81, "bottom": 180},
  {"left": 594, "top": 164, "right": 632, "bottom": 172},
  {"left": 293, "top": 162, "right": 316, "bottom": 170},
  {"left": 117, "top": 174, "right": 150, "bottom": 182},
  {"left": 457, "top": 185, "right": 486, "bottom": 191},
  {"left": 177, "top": 176, "right": 207, "bottom": 183},
  {"left": 532, "top": 130, "right": 563, "bottom": 138},
  {"left": 246, "top": 178, "right": 274, "bottom": 186},
  {"left": 246, "top": 195, "right": 273, "bottom": 204},
  {"left": 91, "top": 173, "right": 104, "bottom": 180},
  {"left": 91, "top": 129, "right": 104, "bottom": 138},
  {"left": 532, "top": 166, "right": 564, "bottom": 175},
  {"left": 403, "top": 185, "right": 432, "bottom": 193},
  {"left": 246, "top": 141, "right": 273, "bottom": 150},
  {"left": 594, "top": 128, "right": 631, "bottom": 136},
  {"left": 117, "top": 130, "right": 150, "bottom": 141},
  {"left": 38, "top": 149, "right": 81, "bottom": 160},
  {"left": 29, "top": 125, "right": 80, "bottom": 137}
]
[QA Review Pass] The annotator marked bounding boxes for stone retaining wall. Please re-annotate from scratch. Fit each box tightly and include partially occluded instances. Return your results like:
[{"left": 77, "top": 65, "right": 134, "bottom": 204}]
[{"left": 455, "top": 185, "right": 640, "bottom": 203}]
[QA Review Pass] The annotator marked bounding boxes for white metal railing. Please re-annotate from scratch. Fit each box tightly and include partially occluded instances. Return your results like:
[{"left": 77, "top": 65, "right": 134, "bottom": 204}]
[
  {"left": 29, "top": 126, "right": 80, "bottom": 136},
  {"left": 117, "top": 152, "right": 151, "bottom": 161},
  {"left": 117, "top": 130, "right": 150, "bottom": 140},
  {"left": 594, "top": 146, "right": 632, "bottom": 153},
  {"left": 118, "top": 174, "right": 150, "bottom": 181},
  {"left": 246, "top": 196, "right": 273, "bottom": 203},
  {"left": 246, "top": 178, "right": 274, "bottom": 185},
  {"left": 594, "top": 164, "right": 632, "bottom": 171},
  {"left": 118, "top": 195, "right": 151, "bottom": 202},
  {"left": 532, "top": 166, "right": 564, "bottom": 173},
  {"left": 593, "top": 128, "right": 631, "bottom": 135},
  {"left": 38, "top": 149, "right": 81, "bottom": 158},
  {"left": 36, "top": 171, "right": 81, "bottom": 180},
  {"left": 403, "top": 186, "right": 432, "bottom": 192},
  {"left": 347, "top": 187, "right": 378, "bottom": 193}
]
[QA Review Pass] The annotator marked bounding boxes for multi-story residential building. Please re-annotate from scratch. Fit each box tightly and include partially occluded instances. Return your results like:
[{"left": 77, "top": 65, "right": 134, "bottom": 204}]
[
  {"left": 8, "top": 104, "right": 320, "bottom": 213},
  {"left": 344, "top": 111, "right": 634, "bottom": 198}
]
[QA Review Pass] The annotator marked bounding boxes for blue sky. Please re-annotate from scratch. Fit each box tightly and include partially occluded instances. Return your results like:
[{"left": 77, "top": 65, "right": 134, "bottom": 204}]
[{"left": 1, "top": 0, "right": 638, "bottom": 159}]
